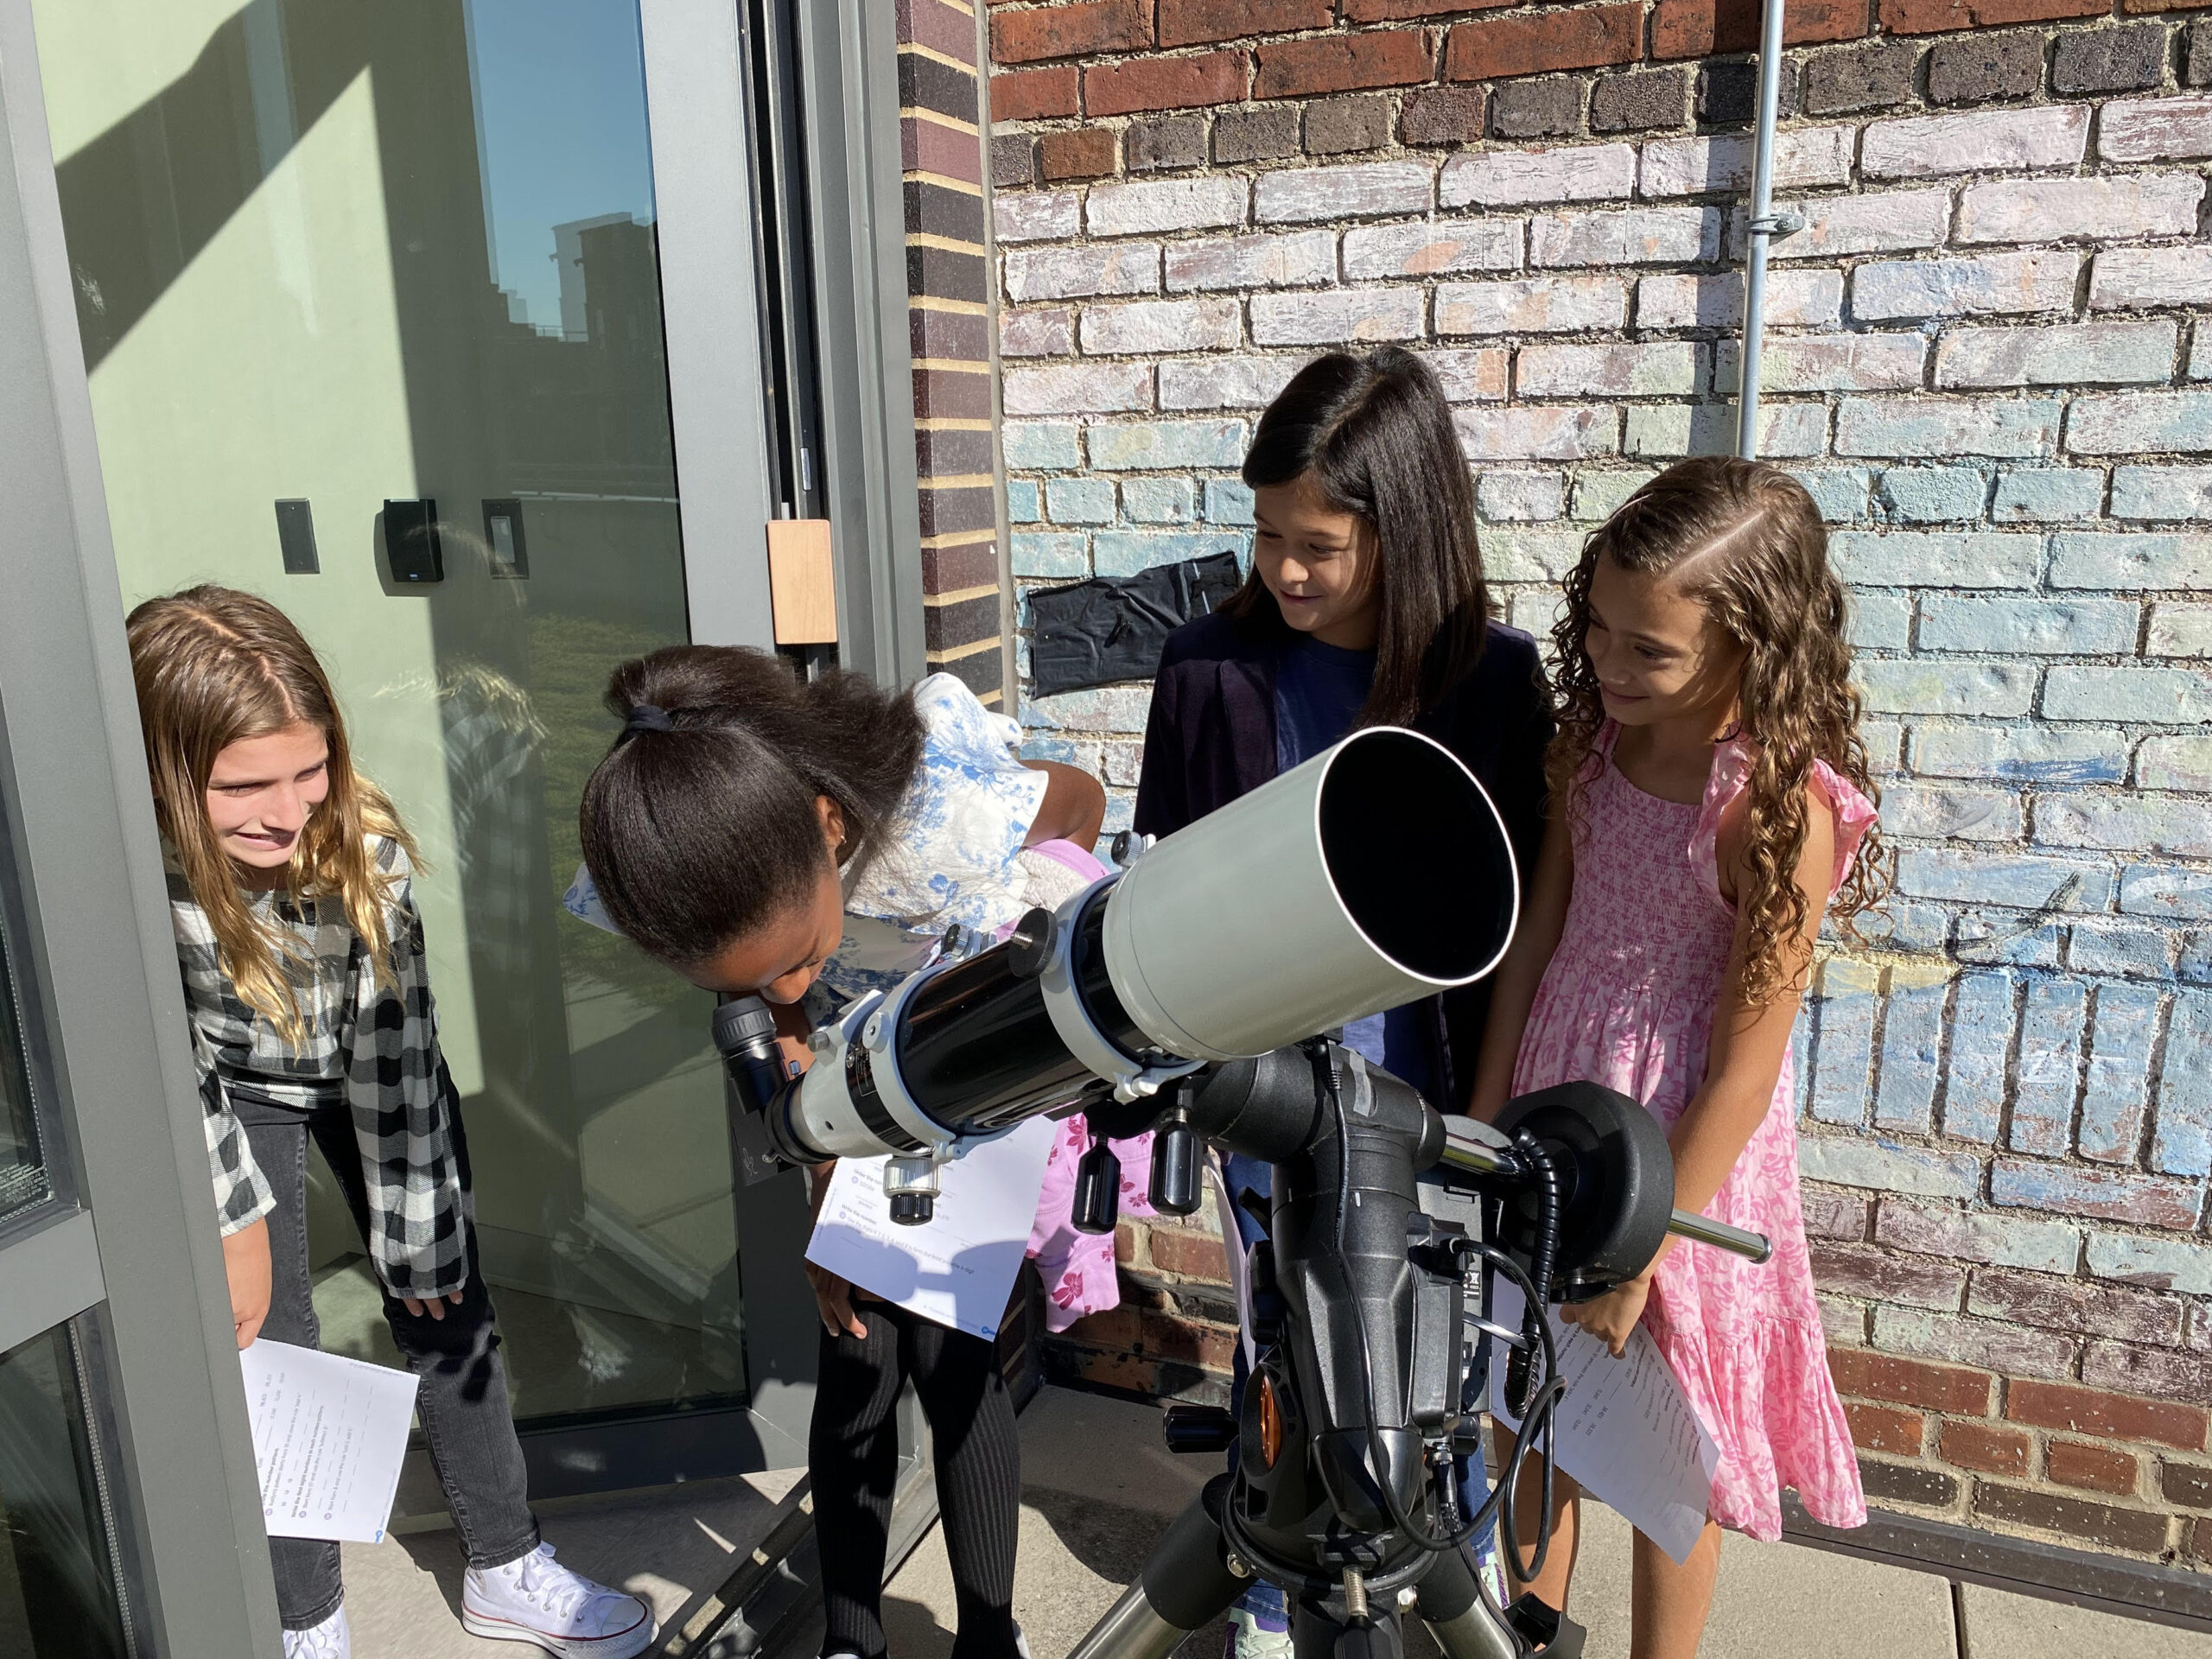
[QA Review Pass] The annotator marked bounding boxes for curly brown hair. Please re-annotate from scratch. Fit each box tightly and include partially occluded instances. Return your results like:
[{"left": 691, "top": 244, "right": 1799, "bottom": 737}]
[{"left": 1548, "top": 456, "right": 1890, "bottom": 1006}]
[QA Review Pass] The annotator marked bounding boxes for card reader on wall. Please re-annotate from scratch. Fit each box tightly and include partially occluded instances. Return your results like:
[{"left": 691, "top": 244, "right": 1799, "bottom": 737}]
[{"left": 384, "top": 499, "right": 443, "bottom": 584}]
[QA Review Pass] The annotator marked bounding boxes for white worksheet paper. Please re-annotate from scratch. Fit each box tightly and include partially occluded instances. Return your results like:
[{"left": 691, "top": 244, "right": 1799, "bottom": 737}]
[
  {"left": 807, "top": 1116, "right": 1057, "bottom": 1340},
  {"left": 240, "top": 1339, "right": 420, "bottom": 1545},
  {"left": 1485, "top": 1281, "right": 1720, "bottom": 1565}
]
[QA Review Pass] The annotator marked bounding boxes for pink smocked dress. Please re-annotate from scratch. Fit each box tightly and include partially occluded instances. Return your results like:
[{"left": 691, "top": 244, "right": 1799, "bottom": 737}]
[{"left": 1510, "top": 722, "right": 1875, "bottom": 1541}]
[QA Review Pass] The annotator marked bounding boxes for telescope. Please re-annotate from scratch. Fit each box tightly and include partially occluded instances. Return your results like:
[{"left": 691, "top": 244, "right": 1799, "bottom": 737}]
[{"left": 715, "top": 727, "right": 1769, "bottom": 1659}]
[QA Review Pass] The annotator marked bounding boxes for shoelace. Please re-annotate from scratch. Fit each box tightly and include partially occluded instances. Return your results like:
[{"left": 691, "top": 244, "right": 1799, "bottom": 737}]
[{"left": 507, "top": 1545, "right": 594, "bottom": 1624}]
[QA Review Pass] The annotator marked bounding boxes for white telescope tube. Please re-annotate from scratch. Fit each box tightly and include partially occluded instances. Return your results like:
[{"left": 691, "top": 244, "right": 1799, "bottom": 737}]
[{"left": 1100, "top": 726, "right": 1518, "bottom": 1063}]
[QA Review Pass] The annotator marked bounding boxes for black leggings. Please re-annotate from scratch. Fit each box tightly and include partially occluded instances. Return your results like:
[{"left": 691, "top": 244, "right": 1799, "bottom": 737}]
[{"left": 810, "top": 1303, "right": 1020, "bottom": 1659}]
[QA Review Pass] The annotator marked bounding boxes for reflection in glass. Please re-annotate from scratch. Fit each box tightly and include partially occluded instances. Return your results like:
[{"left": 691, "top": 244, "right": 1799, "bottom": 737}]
[
  {"left": 0, "top": 1325, "right": 129, "bottom": 1658},
  {"left": 0, "top": 886, "right": 52, "bottom": 1228},
  {"left": 34, "top": 0, "right": 744, "bottom": 1423}
]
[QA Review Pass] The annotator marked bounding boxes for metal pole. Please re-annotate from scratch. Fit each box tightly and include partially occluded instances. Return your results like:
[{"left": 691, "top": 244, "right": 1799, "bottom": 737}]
[{"left": 1734, "top": 0, "right": 1796, "bottom": 461}]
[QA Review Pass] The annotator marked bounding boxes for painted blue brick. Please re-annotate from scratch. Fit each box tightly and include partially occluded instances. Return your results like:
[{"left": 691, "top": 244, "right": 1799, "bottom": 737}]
[
  {"left": 1885, "top": 901, "right": 1955, "bottom": 953},
  {"left": 2079, "top": 980, "right": 2162, "bottom": 1164},
  {"left": 1092, "top": 530, "right": 1249, "bottom": 579},
  {"left": 1089, "top": 420, "right": 1249, "bottom": 472},
  {"left": 2183, "top": 930, "right": 2211, "bottom": 986},
  {"left": 1916, "top": 596, "right": 2141, "bottom": 656},
  {"left": 2152, "top": 990, "right": 2212, "bottom": 1176},
  {"left": 1943, "top": 970, "right": 2015, "bottom": 1145},
  {"left": 2120, "top": 865, "right": 2212, "bottom": 922},
  {"left": 1789, "top": 466, "right": 1872, "bottom": 524},
  {"left": 1797, "top": 1135, "right": 1981, "bottom": 1198},
  {"left": 2069, "top": 922, "right": 2177, "bottom": 979},
  {"left": 1012, "top": 531, "right": 1089, "bottom": 579},
  {"left": 1205, "top": 478, "right": 1256, "bottom": 524},
  {"left": 1955, "top": 909, "right": 2065, "bottom": 969},
  {"left": 1874, "top": 971, "right": 1947, "bottom": 1133},
  {"left": 1808, "top": 958, "right": 1880, "bottom": 1127},
  {"left": 1122, "top": 478, "right": 1196, "bottom": 524},
  {"left": 1046, "top": 477, "right": 1118, "bottom": 524},
  {"left": 1006, "top": 479, "right": 1042, "bottom": 524},
  {"left": 1102, "top": 792, "right": 1135, "bottom": 836},
  {"left": 2010, "top": 976, "right": 2088, "bottom": 1156},
  {"left": 1897, "top": 849, "right": 2114, "bottom": 912},
  {"left": 1020, "top": 735, "right": 1082, "bottom": 765},
  {"left": 1910, "top": 723, "right": 2127, "bottom": 785},
  {"left": 1004, "top": 421, "right": 1083, "bottom": 471},
  {"left": 1992, "top": 467, "right": 2106, "bottom": 524},
  {"left": 1878, "top": 466, "right": 1990, "bottom": 524},
  {"left": 1848, "top": 594, "right": 1912, "bottom": 650},
  {"left": 2044, "top": 666, "right": 2212, "bottom": 723}
]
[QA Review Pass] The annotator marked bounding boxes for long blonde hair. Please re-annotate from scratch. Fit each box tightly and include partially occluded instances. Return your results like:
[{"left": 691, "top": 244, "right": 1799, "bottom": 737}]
[
  {"left": 126, "top": 587, "right": 416, "bottom": 1046},
  {"left": 1548, "top": 457, "right": 1890, "bottom": 1007}
]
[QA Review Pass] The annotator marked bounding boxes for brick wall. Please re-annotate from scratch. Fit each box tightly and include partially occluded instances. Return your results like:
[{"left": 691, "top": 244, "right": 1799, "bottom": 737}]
[
  {"left": 902, "top": 0, "right": 1012, "bottom": 703},
  {"left": 986, "top": 0, "right": 2212, "bottom": 1569}
]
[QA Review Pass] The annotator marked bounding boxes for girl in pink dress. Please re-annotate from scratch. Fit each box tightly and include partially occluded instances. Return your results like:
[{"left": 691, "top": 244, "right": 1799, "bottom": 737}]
[{"left": 1471, "top": 457, "right": 1889, "bottom": 1659}]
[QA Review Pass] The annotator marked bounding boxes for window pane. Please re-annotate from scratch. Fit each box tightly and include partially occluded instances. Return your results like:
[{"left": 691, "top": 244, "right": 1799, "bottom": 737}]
[
  {"left": 0, "top": 882, "right": 52, "bottom": 1227},
  {"left": 0, "top": 1325, "right": 128, "bottom": 1659}
]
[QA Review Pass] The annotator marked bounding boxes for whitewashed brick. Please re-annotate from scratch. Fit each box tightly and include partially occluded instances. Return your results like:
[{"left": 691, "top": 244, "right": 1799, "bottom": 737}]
[
  {"left": 1519, "top": 341, "right": 1701, "bottom": 398},
  {"left": 1505, "top": 586, "right": 1567, "bottom": 636},
  {"left": 1086, "top": 176, "right": 1246, "bottom": 238},
  {"left": 2141, "top": 735, "right": 2212, "bottom": 791},
  {"left": 1003, "top": 362, "right": 1152, "bottom": 416},
  {"left": 1422, "top": 347, "right": 1510, "bottom": 403},
  {"left": 1164, "top": 230, "right": 1335, "bottom": 293},
  {"left": 1529, "top": 206, "right": 1719, "bottom": 267},
  {"left": 1911, "top": 723, "right": 2127, "bottom": 781},
  {"left": 2197, "top": 333, "right": 2212, "bottom": 381},
  {"left": 2150, "top": 604, "right": 2212, "bottom": 656},
  {"left": 1624, "top": 401, "right": 1826, "bottom": 459},
  {"left": 1993, "top": 467, "right": 2106, "bottom": 523},
  {"left": 1770, "top": 190, "right": 1952, "bottom": 261},
  {"left": 1441, "top": 143, "right": 1636, "bottom": 208},
  {"left": 1636, "top": 270, "right": 1841, "bottom": 330},
  {"left": 2068, "top": 392, "right": 2212, "bottom": 456},
  {"left": 1835, "top": 397, "right": 2061, "bottom": 459},
  {"left": 1936, "top": 321, "right": 2178, "bottom": 390},
  {"left": 2045, "top": 665, "right": 2212, "bottom": 724},
  {"left": 1957, "top": 175, "right": 2206, "bottom": 245},
  {"left": 1860, "top": 660, "right": 2036, "bottom": 716},
  {"left": 1477, "top": 471, "right": 1566, "bottom": 522},
  {"left": 2113, "top": 467, "right": 2212, "bottom": 521},
  {"left": 2099, "top": 95, "right": 2212, "bottom": 163},
  {"left": 1254, "top": 162, "right": 1432, "bottom": 226},
  {"left": 1714, "top": 334, "right": 1926, "bottom": 394},
  {"left": 2050, "top": 532, "right": 2212, "bottom": 589},
  {"left": 1861, "top": 105, "right": 2090, "bottom": 180},
  {"left": 1848, "top": 592, "right": 1914, "bottom": 650},
  {"left": 1879, "top": 781, "right": 2021, "bottom": 839},
  {"left": 1433, "top": 276, "right": 1625, "bottom": 335},
  {"left": 1481, "top": 527, "right": 1589, "bottom": 580},
  {"left": 1454, "top": 405, "right": 1619, "bottom": 462},
  {"left": 1637, "top": 126, "right": 1854, "bottom": 197},
  {"left": 1249, "top": 287, "right": 1425, "bottom": 346},
  {"left": 1340, "top": 222, "right": 1519, "bottom": 281},
  {"left": 1917, "top": 595, "right": 2139, "bottom": 655},
  {"left": 1572, "top": 469, "right": 1659, "bottom": 520},
  {"left": 1001, "top": 308, "right": 1074, "bottom": 358},
  {"left": 2088, "top": 246, "right": 2212, "bottom": 311},
  {"left": 1004, "top": 243, "right": 1160, "bottom": 302},
  {"left": 1855, "top": 251, "right": 2084, "bottom": 322},
  {"left": 1080, "top": 298, "right": 1242, "bottom": 356},
  {"left": 995, "top": 191, "right": 1080, "bottom": 244},
  {"left": 2086, "top": 1232, "right": 2212, "bottom": 1294},
  {"left": 1158, "top": 355, "right": 1300, "bottom": 410},
  {"left": 1829, "top": 531, "right": 2042, "bottom": 588}
]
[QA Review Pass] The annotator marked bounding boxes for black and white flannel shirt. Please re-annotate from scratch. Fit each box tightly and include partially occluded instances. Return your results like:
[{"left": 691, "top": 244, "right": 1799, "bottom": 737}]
[{"left": 169, "top": 836, "right": 469, "bottom": 1298}]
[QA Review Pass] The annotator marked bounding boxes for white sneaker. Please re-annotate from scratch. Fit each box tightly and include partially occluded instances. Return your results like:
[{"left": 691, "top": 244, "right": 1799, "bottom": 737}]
[
  {"left": 461, "top": 1541, "right": 657, "bottom": 1657},
  {"left": 283, "top": 1605, "right": 350, "bottom": 1658}
]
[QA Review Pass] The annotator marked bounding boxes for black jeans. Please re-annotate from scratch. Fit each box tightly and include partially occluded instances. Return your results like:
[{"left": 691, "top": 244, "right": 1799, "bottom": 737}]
[
  {"left": 232, "top": 1086, "right": 538, "bottom": 1630},
  {"left": 810, "top": 1304, "right": 1021, "bottom": 1659}
]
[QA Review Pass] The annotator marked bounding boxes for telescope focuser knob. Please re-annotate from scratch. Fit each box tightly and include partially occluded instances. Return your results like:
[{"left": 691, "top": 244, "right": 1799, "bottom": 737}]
[
  {"left": 1160, "top": 1403, "right": 1238, "bottom": 1454},
  {"left": 889, "top": 1191, "right": 934, "bottom": 1226},
  {"left": 1148, "top": 1109, "right": 1202, "bottom": 1215},
  {"left": 1007, "top": 907, "right": 1054, "bottom": 981},
  {"left": 1071, "top": 1135, "right": 1121, "bottom": 1236}
]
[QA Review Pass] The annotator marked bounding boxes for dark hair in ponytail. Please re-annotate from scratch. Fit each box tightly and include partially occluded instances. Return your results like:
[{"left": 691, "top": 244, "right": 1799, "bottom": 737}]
[
  {"left": 1225, "top": 346, "right": 1491, "bottom": 728},
  {"left": 579, "top": 646, "right": 926, "bottom": 967}
]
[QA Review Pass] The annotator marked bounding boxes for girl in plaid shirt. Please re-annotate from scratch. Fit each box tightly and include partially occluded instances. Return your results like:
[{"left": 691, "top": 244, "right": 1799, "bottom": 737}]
[{"left": 128, "top": 588, "right": 654, "bottom": 1659}]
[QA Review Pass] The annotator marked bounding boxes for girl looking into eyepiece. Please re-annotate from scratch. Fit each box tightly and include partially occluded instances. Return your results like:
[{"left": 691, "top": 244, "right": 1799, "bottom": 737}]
[{"left": 1474, "top": 457, "right": 1888, "bottom": 1659}]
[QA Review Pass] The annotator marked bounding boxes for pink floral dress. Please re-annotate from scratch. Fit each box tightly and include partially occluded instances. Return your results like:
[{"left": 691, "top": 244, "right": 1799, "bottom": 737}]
[{"left": 1510, "top": 722, "right": 1875, "bottom": 1541}]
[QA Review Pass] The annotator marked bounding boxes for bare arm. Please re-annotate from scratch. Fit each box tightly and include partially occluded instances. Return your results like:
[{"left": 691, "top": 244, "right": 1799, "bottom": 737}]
[
  {"left": 1470, "top": 801, "right": 1575, "bottom": 1122},
  {"left": 1021, "top": 758, "right": 1108, "bottom": 849}
]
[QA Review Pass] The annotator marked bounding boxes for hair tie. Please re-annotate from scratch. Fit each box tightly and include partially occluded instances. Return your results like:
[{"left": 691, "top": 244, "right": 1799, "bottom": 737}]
[{"left": 622, "top": 703, "right": 676, "bottom": 739}]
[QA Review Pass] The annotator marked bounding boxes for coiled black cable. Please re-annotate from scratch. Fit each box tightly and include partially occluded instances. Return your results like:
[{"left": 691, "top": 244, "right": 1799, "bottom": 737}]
[{"left": 1503, "top": 1128, "right": 1561, "bottom": 1418}]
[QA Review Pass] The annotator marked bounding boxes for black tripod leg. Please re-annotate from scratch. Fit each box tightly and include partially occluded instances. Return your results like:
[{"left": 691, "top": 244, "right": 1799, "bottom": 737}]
[
  {"left": 1291, "top": 1603, "right": 1404, "bottom": 1659},
  {"left": 1414, "top": 1547, "right": 1525, "bottom": 1659},
  {"left": 1066, "top": 1491, "right": 1247, "bottom": 1659}
]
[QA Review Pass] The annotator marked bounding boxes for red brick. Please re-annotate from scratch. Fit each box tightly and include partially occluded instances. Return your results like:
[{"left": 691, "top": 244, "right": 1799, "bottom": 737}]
[
  {"left": 1147, "top": 1224, "right": 1230, "bottom": 1281},
  {"left": 990, "top": 65, "right": 1079, "bottom": 120},
  {"left": 1828, "top": 1348, "right": 1995, "bottom": 1414},
  {"left": 1253, "top": 29, "right": 1435, "bottom": 98},
  {"left": 1974, "top": 1483, "right": 2171, "bottom": 1554},
  {"left": 1443, "top": 7, "right": 1643, "bottom": 80},
  {"left": 992, "top": 0, "right": 1151, "bottom": 64},
  {"left": 1060, "top": 1304, "right": 1147, "bottom": 1351},
  {"left": 1877, "top": 0, "right": 2102, "bottom": 30},
  {"left": 1802, "top": 1187, "right": 1872, "bottom": 1242},
  {"left": 1351, "top": 0, "right": 1516, "bottom": 16},
  {"left": 2047, "top": 1440, "right": 2140, "bottom": 1497},
  {"left": 1084, "top": 50, "right": 1249, "bottom": 115},
  {"left": 2164, "top": 1462, "right": 2212, "bottom": 1510},
  {"left": 1159, "top": 0, "right": 1332, "bottom": 46},
  {"left": 1140, "top": 1311, "right": 1238, "bottom": 1369},
  {"left": 1039, "top": 126, "right": 1118, "bottom": 179},
  {"left": 1113, "top": 1218, "right": 1143, "bottom": 1266},
  {"left": 1967, "top": 1268, "right": 2185, "bottom": 1346},
  {"left": 1846, "top": 1402, "right": 1926, "bottom": 1455},
  {"left": 1651, "top": 0, "right": 1864, "bottom": 58},
  {"left": 1939, "top": 1421, "right": 2031, "bottom": 1478},
  {"left": 1071, "top": 1350, "right": 1169, "bottom": 1395},
  {"left": 900, "top": 0, "right": 979, "bottom": 65},
  {"left": 1809, "top": 1242, "right": 1967, "bottom": 1310},
  {"left": 2006, "top": 1381, "right": 2209, "bottom": 1452}
]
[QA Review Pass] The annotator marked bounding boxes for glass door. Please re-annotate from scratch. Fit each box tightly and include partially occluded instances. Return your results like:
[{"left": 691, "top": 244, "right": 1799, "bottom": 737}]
[{"left": 31, "top": 0, "right": 761, "bottom": 1445}]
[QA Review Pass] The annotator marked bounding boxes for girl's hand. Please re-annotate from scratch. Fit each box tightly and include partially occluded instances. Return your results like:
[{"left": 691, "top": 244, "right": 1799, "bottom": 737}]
[
  {"left": 1559, "top": 1272, "right": 1651, "bottom": 1358},
  {"left": 402, "top": 1291, "right": 466, "bottom": 1321},
  {"left": 220, "top": 1217, "right": 274, "bottom": 1349},
  {"left": 805, "top": 1262, "right": 869, "bottom": 1340}
]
